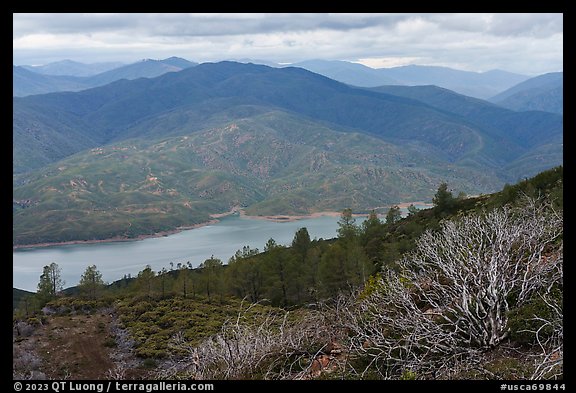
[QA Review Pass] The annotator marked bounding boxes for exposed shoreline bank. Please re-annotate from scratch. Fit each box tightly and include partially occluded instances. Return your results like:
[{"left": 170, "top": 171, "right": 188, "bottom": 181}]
[
  {"left": 13, "top": 203, "right": 432, "bottom": 250},
  {"left": 12, "top": 219, "right": 220, "bottom": 250}
]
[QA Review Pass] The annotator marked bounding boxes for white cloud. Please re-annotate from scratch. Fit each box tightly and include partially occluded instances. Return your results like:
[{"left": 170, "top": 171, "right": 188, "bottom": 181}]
[
  {"left": 354, "top": 57, "right": 424, "bottom": 68},
  {"left": 12, "top": 13, "right": 563, "bottom": 75}
]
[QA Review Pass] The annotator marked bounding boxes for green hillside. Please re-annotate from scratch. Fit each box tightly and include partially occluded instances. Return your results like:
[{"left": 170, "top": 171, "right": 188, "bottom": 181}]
[
  {"left": 369, "top": 84, "right": 563, "bottom": 178},
  {"left": 14, "top": 62, "right": 562, "bottom": 176},
  {"left": 13, "top": 288, "right": 34, "bottom": 310},
  {"left": 14, "top": 167, "right": 563, "bottom": 380},
  {"left": 13, "top": 62, "right": 562, "bottom": 245},
  {"left": 490, "top": 72, "right": 563, "bottom": 114},
  {"left": 13, "top": 111, "right": 502, "bottom": 246},
  {"left": 13, "top": 102, "right": 100, "bottom": 174},
  {"left": 12, "top": 66, "right": 88, "bottom": 97},
  {"left": 13, "top": 57, "right": 197, "bottom": 97}
]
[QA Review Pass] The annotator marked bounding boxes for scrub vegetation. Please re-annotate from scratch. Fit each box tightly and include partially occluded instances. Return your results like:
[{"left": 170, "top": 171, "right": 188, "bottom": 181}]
[{"left": 13, "top": 166, "right": 563, "bottom": 380}]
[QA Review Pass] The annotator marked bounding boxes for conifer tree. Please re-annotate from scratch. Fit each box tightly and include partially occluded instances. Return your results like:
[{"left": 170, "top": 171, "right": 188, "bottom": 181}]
[
  {"left": 37, "top": 262, "right": 64, "bottom": 301},
  {"left": 79, "top": 265, "right": 104, "bottom": 299}
]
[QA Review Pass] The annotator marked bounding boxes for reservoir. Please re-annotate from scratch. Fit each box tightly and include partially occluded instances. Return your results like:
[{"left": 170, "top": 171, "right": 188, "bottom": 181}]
[{"left": 13, "top": 215, "right": 343, "bottom": 292}]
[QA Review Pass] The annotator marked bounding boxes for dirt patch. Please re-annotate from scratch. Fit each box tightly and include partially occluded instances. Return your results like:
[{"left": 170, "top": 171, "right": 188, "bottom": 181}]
[
  {"left": 40, "top": 313, "right": 114, "bottom": 379},
  {"left": 14, "top": 311, "right": 126, "bottom": 379}
]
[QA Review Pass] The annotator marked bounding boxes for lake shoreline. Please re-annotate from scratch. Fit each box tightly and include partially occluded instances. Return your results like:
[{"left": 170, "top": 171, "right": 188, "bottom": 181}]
[
  {"left": 13, "top": 209, "right": 338, "bottom": 250},
  {"left": 13, "top": 203, "right": 432, "bottom": 250},
  {"left": 12, "top": 219, "right": 220, "bottom": 251}
]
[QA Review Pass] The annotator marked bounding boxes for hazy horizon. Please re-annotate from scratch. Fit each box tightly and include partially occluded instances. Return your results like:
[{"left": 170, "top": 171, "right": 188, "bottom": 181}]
[{"left": 13, "top": 13, "right": 563, "bottom": 76}]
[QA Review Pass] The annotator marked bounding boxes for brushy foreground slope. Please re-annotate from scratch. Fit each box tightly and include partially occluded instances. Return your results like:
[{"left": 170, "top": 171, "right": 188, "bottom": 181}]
[{"left": 14, "top": 167, "right": 563, "bottom": 380}]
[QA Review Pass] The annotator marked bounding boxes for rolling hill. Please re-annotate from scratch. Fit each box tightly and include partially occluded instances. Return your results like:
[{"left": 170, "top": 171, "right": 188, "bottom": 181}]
[
  {"left": 13, "top": 100, "right": 100, "bottom": 174},
  {"left": 14, "top": 62, "right": 561, "bottom": 175},
  {"left": 13, "top": 111, "right": 503, "bottom": 246},
  {"left": 290, "top": 60, "right": 529, "bottom": 99},
  {"left": 368, "top": 85, "right": 563, "bottom": 158},
  {"left": 489, "top": 72, "right": 563, "bottom": 114},
  {"left": 84, "top": 57, "right": 197, "bottom": 87},
  {"left": 290, "top": 60, "right": 400, "bottom": 87},
  {"left": 380, "top": 66, "right": 528, "bottom": 99},
  {"left": 13, "top": 288, "right": 34, "bottom": 310},
  {"left": 22, "top": 59, "right": 125, "bottom": 77},
  {"left": 13, "top": 62, "right": 562, "bottom": 245},
  {"left": 13, "top": 57, "right": 197, "bottom": 97},
  {"left": 13, "top": 66, "right": 88, "bottom": 96}
]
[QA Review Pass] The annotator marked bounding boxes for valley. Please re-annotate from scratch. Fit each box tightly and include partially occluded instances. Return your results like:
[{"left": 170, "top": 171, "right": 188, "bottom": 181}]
[
  {"left": 13, "top": 15, "right": 563, "bottom": 380},
  {"left": 13, "top": 62, "right": 562, "bottom": 247},
  {"left": 13, "top": 214, "right": 345, "bottom": 291},
  {"left": 13, "top": 167, "right": 564, "bottom": 380}
]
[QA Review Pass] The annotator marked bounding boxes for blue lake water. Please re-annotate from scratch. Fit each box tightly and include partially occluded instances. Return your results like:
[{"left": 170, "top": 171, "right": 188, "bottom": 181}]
[
  {"left": 13, "top": 215, "right": 343, "bottom": 292},
  {"left": 13, "top": 203, "right": 432, "bottom": 292}
]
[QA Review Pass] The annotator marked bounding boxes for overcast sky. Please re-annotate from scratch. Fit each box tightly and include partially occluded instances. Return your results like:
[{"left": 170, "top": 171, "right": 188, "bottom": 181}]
[{"left": 13, "top": 13, "right": 563, "bottom": 75}]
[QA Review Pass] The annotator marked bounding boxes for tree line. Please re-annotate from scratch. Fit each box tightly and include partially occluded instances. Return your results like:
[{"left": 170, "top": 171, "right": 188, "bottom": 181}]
[
  {"left": 27, "top": 208, "right": 376, "bottom": 309},
  {"left": 14, "top": 167, "right": 563, "bottom": 379},
  {"left": 19, "top": 167, "right": 563, "bottom": 313},
  {"left": 24, "top": 201, "right": 426, "bottom": 312}
]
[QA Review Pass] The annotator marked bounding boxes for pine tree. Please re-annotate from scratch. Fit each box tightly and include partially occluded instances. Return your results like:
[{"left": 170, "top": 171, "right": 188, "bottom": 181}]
[
  {"left": 433, "top": 182, "right": 455, "bottom": 213},
  {"left": 407, "top": 204, "right": 419, "bottom": 216},
  {"left": 174, "top": 265, "right": 190, "bottom": 298},
  {"left": 318, "top": 243, "right": 348, "bottom": 296},
  {"left": 79, "top": 265, "right": 104, "bottom": 299},
  {"left": 385, "top": 205, "right": 402, "bottom": 225},
  {"left": 262, "top": 240, "right": 292, "bottom": 306},
  {"left": 199, "top": 256, "right": 223, "bottom": 302},
  {"left": 337, "top": 208, "right": 359, "bottom": 239},
  {"left": 362, "top": 210, "right": 381, "bottom": 235},
  {"left": 227, "top": 249, "right": 263, "bottom": 302},
  {"left": 291, "top": 228, "right": 312, "bottom": 303},
  {"left": 37, "top": 262, "right": 64, "bottom": 301},
  {"left": 158, "top": 267, "right": 173, "bottom": 299},
  {"left": 292, "top": 227, "right": 311, "bottom": 265},
  {"left": 136, "top": 265, "right": 156, "bottom": 299}
]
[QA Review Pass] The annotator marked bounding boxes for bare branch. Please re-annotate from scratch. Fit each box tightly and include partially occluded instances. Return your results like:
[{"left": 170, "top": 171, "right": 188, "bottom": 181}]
[
  {"left": 158, "top": 304, "right": 336, "bottom": 380},
  {"left": 337, "top": 198, "right": 562, "bottom": 379}
]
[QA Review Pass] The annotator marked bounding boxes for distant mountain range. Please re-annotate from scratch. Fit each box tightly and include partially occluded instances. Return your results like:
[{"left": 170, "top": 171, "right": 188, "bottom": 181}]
[
  {"left": 13, "top": 57, "right": 197, "bottom": 97},
  {"left": 13, "top": 61, "right": 562, "bottom": 245},
  {"left": 15, "top": 57, "right": 562, "bottom": 111},
  {"left": 366, "top": 85, "right": 563, "bottom": 180},
  {"left": 83, "top": 57, "right": 198, "bottom": 88},
  {"left": 15, "top": 57, "right": 536, "bottom": 101},
  {"left": 489, "top": 72, "right": 563, "bottom": 114},
  {"left": 13, "top": 66, "right": 87, "bottom": 97},
  {"left": 288, "top": 60, "right": 530, "bottom": 99},
  {"left": 22, "top": 59, "right": 125, "bottom": 77}
]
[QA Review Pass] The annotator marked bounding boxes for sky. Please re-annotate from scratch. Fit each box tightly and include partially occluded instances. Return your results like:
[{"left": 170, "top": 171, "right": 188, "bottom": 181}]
[{"left": 13, "top": 13, "right": 563, "bottom": 75}]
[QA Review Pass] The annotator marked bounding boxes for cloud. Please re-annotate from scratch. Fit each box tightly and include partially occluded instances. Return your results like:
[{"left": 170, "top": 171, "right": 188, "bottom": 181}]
[
  {"left": 12, "top": 13, "right": 563, "bottom": 75},
  {"left": 12, "top": 13, "right": 412, "bottom": 38},
  {"left": 487, "top": 13, "right": 563, "bottom": 37}
]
